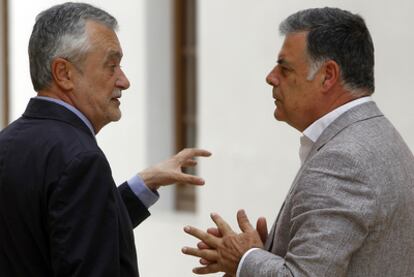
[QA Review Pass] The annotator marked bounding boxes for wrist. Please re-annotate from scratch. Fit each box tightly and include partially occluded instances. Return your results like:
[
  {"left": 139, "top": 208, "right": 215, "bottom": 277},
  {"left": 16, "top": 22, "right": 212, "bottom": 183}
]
[{"left": 138, "top": 171, "right": 160, "bottom": 191}]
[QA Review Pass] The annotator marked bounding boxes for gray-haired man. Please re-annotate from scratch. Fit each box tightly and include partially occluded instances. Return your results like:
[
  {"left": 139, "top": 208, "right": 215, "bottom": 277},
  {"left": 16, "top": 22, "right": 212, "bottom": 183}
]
[
  {"left": 0, "top": 2, "right": 210, "bottom": 276},
  {"left": 183, "top": 7, "right": 414, "bottom": 277}
]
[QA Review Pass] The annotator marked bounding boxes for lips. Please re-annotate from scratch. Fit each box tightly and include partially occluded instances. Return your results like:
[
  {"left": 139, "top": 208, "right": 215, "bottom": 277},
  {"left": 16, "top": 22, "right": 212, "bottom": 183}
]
[
  {"left": 273, "top": 95, "right": 281, "bottom": 102},
  {"left": 111, "top": 91, "right": 122, "bottom": 103},
  {"left": 112, "top": 90, "right": 122, "bottom": 99}
]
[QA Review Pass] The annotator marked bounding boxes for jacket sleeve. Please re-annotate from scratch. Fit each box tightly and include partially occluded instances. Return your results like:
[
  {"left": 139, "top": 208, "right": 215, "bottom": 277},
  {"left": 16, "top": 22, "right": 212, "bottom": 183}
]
[
  {"left": 118, "top": 182, "right": 150, "bottom": 227},
  {"left": 48, "top": 151, "right": 129, "bottom": 277},
  {"left": 240, "top": 149, "right": 377, "bottom": 277}
]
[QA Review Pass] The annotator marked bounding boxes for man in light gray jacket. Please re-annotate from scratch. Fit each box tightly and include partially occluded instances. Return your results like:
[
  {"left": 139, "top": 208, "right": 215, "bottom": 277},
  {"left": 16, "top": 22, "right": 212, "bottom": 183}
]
[{"left": 182, "top": 7, "right": 414, "bottom": 277}]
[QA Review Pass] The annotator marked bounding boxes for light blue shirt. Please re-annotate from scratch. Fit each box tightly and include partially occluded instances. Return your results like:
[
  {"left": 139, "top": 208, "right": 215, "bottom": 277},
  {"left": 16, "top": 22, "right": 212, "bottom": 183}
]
[{"left": 34, "top": 96, "right": 159, "bottom": 208}]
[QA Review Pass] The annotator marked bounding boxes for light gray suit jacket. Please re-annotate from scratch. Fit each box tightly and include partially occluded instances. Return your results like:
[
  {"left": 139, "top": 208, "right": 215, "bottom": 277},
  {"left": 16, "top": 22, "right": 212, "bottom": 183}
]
[{"left": 240, "top": 102, "right": 414, "bottom": 277}]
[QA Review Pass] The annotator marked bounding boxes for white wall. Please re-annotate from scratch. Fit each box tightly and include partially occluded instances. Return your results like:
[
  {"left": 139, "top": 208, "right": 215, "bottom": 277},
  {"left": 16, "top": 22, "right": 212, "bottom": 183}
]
[{"left": 8, "top": 0, "right": 414, "bottom": 277}]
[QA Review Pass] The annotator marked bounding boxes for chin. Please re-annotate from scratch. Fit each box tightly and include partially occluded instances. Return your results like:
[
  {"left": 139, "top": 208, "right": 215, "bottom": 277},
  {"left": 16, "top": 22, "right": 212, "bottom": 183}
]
[
  {"left": 109, "top": 110, "right": 122, "bottom": 122},
  {"left": 113, "top": 114, "right": 122, "bottom": 122},
  {"left": 274, "top": 109, "right": 283, "bottom": 122}
]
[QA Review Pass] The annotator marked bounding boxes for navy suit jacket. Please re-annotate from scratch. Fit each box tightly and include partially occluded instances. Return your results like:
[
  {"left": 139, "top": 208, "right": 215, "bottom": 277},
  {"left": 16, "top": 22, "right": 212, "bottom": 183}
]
[{"left": 0, "top": 98, "right": 150, "bottom": 276}]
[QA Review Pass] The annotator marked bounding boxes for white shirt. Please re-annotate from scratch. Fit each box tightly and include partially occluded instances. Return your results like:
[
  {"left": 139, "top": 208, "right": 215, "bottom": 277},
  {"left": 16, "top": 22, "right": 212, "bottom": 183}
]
[{"left": 236, "top": 96, "right": 373, "bottom": 277}]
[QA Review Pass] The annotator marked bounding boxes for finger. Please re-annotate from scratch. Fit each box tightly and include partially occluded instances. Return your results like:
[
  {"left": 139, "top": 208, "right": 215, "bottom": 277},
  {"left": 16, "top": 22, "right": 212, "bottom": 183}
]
[
  {"left": 223, "top": 274, "right": 233, "bottom": 277},
  {"left": 199, "top": 258, "right": 213, "bottom": 265},
  {"left": 184, "top": 226, "right": 220, "bottom": 248},
  {"left": 182, "top": 159, "right": 197, "bottom": 167},
  {"left": 256, "top": 217, "right": 268, "bottom": 244},
  {"left": 178, "top": 148, "right": 212, "bottom": 160},
  {"left": 207, "top": 227, "right": 222, "bottom": 237},
  {"left": 237, "top": 209, "right": 254, "bottom": 233},
  {"left": 175, "top": 172, "right": 205, "bottom": 186},
  {"left": 193, "top": 263, "right": 221, "bottom": 275},
  {"left": 181, "top": 246, "right": 218, "bottom": 261},
  {"left": 198, "top": 227, "right": 222, "bottom": 249},
  {"left": 197, "top": 241, "right": 211, "bottom": 250},
  {"left": 210, "top": 213, "right": 236, "bottom": 236}
]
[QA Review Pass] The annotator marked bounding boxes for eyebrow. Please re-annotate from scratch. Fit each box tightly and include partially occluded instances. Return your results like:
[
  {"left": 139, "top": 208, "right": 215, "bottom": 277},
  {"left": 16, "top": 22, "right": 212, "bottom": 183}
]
[
  {"left": 105, "top": 50, "right": 123, "bottom": 62},
  {"left": 277, "top": 58, "right": 290, "bottom": 66}
]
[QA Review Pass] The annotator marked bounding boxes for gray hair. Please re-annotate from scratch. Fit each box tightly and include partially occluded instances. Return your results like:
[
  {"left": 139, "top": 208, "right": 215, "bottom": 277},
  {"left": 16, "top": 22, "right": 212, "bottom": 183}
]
[
  {"left": 280, "top": 7, "right": 375, "bottom": 95},
  {"left": 28, "top": 2, "right": 118, "bottom": 91}
]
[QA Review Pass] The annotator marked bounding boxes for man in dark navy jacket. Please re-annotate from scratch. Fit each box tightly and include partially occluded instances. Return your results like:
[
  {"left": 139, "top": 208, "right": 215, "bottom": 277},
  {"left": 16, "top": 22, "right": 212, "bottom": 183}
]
[{"left": 0, "top": 2, "right": 210, "bottom": 276}]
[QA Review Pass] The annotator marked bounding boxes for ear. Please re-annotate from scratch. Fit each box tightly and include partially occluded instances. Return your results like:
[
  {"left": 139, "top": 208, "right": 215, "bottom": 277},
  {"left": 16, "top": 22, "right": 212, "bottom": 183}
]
[
  {"left": 320, "top": 60, "right": 340, "bottom": 93},
  {"left": 50, "top": 58, "right": 76, "bottom": 91}
]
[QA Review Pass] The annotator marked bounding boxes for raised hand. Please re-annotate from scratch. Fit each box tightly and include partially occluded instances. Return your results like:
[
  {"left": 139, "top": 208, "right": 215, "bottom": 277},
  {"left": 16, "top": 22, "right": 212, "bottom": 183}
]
[{"left": 138, "top": 148, "right": 211, "bottom": 190}]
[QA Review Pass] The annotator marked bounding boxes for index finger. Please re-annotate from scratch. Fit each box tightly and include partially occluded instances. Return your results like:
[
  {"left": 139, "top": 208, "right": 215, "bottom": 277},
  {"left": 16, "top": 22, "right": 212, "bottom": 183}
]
[
  {"left": 177, "top": 148, "right": 212, "bottom": 159},
  {"left": 184, "top": 225, "right": 220, "bottom": 248},
  {"left": 237, "top": 209, "right": 255, "bottom": 233},
  {"left": 210, "top": 213, "right": 236, "bottom": 236}
]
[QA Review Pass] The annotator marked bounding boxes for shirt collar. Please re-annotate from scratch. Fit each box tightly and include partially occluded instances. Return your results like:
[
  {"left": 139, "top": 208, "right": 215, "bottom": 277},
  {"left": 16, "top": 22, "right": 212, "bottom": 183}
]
[
  {"left": 34, "top": 96, "right": 96, "bottom": 136},
  {"left": 303, "top": 96, "right": 373, "bottom": 143}
]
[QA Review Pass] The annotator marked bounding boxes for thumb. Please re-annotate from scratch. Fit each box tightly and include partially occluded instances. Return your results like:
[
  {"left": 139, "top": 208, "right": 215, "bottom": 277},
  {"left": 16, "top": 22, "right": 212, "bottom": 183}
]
[
  {"left": 237, "top": 209, "right": 254, "bottom": 233},
  {"left": 256, "top": 217, "right": 268, "bottom": 244}
]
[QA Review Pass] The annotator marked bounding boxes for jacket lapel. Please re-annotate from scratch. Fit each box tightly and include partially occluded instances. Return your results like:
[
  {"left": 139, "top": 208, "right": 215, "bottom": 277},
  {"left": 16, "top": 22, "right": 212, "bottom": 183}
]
[{"left": 306, "top": 101, "right": 383, "bottom": 162}]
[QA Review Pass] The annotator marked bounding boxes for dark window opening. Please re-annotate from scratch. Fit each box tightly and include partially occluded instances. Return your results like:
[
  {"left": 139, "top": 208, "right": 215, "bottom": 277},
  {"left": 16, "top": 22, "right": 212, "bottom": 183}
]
[{"left": 174, "top": 0, "right": 197, "bottom": 212}]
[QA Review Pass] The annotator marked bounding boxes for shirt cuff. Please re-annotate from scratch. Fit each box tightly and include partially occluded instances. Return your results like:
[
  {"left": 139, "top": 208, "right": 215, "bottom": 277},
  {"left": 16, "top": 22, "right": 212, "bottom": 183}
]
[
  {"left": 236, "top": 248, "right": 260, "bottom": 277},
  {"left": 127, "top": 174, "right": 160, "bottom": 209}
]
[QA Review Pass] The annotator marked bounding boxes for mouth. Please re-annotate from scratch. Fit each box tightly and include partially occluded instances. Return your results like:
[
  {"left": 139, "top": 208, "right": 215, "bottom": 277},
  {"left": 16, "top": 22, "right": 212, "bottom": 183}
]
[
  {"left": 111, "top": 97, "right": 120, "bottom": 105},
  {"left": 111, "top": 91, "right": 122, "bottom": 104}
]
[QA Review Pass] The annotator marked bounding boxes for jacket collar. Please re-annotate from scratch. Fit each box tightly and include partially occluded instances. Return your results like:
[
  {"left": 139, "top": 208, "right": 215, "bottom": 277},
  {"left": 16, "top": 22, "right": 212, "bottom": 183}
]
[
  {"left": 22, "top": 98, "right": 95, "bottom": 139},
  {"left": 308, "top": 101, "right": 383, "bottom": 159},
  {"left": 285, "top": 101, "right": 384, "bottom": 198}
]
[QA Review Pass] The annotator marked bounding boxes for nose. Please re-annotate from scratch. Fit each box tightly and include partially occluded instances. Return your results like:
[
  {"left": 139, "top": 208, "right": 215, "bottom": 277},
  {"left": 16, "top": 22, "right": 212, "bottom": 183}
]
[
  {"left": 116, "top": 68, "right": 130, "bottom": 90},
  {"left": 266, "top": 66, "right": 279, "bottom": 87}
]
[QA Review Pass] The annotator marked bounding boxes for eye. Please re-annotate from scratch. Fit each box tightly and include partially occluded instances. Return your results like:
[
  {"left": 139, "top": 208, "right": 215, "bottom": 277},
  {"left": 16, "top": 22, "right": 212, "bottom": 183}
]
[
  {"left": 279, "top": 66, "right": 290, "bottom": 76},
  {"left": 107, "top": 64, "right": 120, "bottom": 73}
]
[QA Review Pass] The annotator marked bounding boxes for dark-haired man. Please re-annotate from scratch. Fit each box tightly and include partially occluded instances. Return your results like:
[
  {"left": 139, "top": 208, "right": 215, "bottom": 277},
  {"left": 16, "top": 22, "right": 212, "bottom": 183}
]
[
  {"left": 0, "top": 2, "right": 210, "bottom": 276},
  {"left": 182, "top": 7, "right": 414, "bottom": 277}
]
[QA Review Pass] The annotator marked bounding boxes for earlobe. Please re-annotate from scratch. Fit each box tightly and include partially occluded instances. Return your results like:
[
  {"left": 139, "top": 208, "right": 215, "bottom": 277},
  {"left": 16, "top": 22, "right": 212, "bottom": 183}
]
[{"left": 51, "top": 58, "right": 74, "bottom": 91}]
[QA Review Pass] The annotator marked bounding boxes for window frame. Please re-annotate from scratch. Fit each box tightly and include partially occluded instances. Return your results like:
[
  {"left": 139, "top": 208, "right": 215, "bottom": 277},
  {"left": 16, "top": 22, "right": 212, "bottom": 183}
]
[
  {"left": 174, "top": 0, "right": 198, "bottom": 212},
  {"left": 1, "top": 0, "right": 9, "bottom": 127}
]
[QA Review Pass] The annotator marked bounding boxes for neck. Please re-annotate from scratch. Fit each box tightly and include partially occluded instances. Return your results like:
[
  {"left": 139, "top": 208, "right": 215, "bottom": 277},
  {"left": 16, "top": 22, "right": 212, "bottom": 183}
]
[
  {"left": 321, "top": 84, "right": 369, "bottom": 118},
  {"left": 37, "top": 89, "right": 102, "bottom": 134},
  {"left": 297, "top": 88, "right": 368, "bottom": 132},
  {"left": 37, "top": 88, "right": 73, "bottom": 104}
]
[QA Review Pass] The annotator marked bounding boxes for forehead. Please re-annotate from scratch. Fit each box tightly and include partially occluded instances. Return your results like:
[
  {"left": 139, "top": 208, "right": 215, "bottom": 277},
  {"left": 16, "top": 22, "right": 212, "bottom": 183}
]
[{"left": 278, "top": 31, "right": 308, "bottom": 63}]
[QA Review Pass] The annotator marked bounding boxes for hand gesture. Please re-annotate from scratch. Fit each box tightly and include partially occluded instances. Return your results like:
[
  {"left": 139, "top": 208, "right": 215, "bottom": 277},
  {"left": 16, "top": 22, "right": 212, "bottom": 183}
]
[
  {"left": 182, "top": 210, "right": 267, "bottom": 275},
  {"left": 138, "top": 148, "right": 211, "bottom": 190}
]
